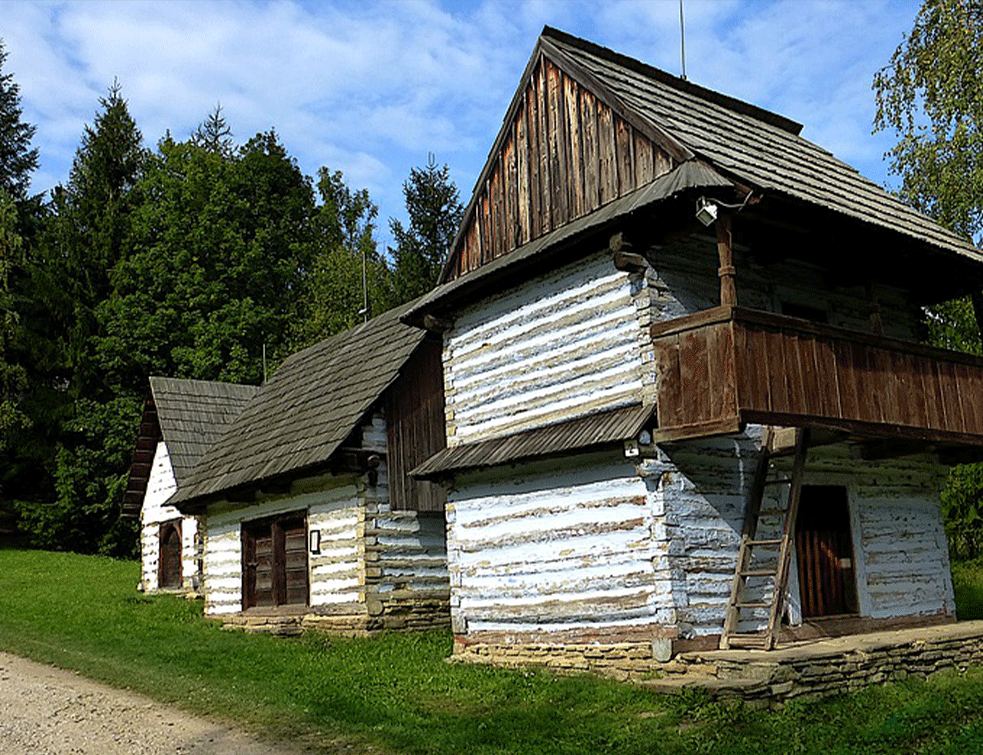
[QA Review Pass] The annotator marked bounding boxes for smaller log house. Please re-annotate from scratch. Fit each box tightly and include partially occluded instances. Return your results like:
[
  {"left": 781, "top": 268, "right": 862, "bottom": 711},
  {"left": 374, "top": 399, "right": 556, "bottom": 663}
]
[
  {"left": 167, "top": 299, "right": 449, "bottom": 635},
  {"left": 406, "top": 27, "right": 983, "bottom": 672},
  {"left": 123, "top": 376, "right": 257, "bottom": 594}
]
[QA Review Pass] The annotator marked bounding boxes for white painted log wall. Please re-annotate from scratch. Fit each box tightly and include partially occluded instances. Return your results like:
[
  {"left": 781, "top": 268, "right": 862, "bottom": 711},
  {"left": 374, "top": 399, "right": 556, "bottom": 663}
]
[
  {"left": 796, "top": 446, "right": 955, "bottom": 620},
  {"left": 447, "top": 451, "right": 672, "bottom": 637},
  {"left": 652, "top": 435, "right": 771, "bottom": 638},
  {"left": 359, "top": 412, "right": 448, "bottom": 607},
  {"left": 139, "top": 440, "right": 199, "bottom": 593},
  {"left": 203, "top": 477, "right": 363, "bottom": 616},
  {"left": 447, "top": 435, "right": 954, "bottom": 643},
  {"left": 444, "top": 250, "right": 650, "bottom": 445},
  {"left": 200, "top": 412, "right": 448, "bottom": 620}
]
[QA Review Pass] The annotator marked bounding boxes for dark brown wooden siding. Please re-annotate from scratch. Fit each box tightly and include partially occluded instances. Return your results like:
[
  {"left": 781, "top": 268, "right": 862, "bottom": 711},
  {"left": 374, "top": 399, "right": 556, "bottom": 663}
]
[
  {"left": 651, "top": 306, "right": 983, "bottom": 446},
  {"left": 387, "top": 336, "right": 447, "bottom": 512},
  {"left": 122, "top": 394, "right": 161, "bottom": 518},
  {"left": 444, "top": 55, "right": 674, "bottom": 282}
]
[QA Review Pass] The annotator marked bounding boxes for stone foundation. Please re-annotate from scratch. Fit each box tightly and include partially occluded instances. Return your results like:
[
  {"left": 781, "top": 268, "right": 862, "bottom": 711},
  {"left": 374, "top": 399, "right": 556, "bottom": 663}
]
[
  {"left": 452, "top": 621, "right": 983, "bottom": 703},
  {"left": 220, "top": 594, "right": 450, "bottom": 638},
  {"left": 451, "top": 639, "right": 661, "bottom": 681}
]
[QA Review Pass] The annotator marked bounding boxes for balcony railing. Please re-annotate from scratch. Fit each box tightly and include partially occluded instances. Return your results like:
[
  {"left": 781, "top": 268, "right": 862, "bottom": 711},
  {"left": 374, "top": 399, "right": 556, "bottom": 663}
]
[{"left": 650, "top": 306, "right": 983, "bottom": 447}]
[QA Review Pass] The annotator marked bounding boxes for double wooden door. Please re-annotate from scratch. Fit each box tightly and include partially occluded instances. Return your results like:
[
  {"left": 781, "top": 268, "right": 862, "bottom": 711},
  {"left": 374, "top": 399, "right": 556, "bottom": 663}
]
[{"left": 242, "top": 514, "right": 308, "bottom": 609}]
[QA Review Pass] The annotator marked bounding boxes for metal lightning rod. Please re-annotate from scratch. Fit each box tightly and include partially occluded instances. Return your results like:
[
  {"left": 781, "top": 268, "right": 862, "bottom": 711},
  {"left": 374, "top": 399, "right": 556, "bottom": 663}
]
[{"left": 679, "top": 0, "right": 687, "bottom": 80}]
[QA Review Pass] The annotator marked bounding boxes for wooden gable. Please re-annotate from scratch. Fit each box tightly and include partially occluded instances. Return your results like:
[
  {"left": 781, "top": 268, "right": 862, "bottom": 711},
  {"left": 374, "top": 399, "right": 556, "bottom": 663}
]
[
  {"left": 441, "top": 40, "right": 684, "bottom": 283},
  {"left": 121, "top": 393, "right": 162, "bottom": 519}
]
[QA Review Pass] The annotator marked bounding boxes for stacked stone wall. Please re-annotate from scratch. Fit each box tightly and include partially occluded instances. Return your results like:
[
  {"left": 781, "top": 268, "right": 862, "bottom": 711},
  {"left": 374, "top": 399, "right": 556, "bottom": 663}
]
[{"left": 451, "top": 622, "right": 983, "bottom": 703}]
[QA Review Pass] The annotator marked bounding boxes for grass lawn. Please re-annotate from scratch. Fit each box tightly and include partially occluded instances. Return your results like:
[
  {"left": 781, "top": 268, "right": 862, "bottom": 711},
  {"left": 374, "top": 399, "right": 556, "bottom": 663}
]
[{"left": 4, "top": 546, "right": 983, "bottom": 754}]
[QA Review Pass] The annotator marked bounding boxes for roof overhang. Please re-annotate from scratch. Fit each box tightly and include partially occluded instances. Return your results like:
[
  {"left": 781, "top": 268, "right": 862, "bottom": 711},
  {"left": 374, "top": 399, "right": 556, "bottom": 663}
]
[
  {"left": 412, "top": 403, "right": 655, "bottom": 480},
  {"left": 405, "top": 160, "right": 733, "bottom": 327}
]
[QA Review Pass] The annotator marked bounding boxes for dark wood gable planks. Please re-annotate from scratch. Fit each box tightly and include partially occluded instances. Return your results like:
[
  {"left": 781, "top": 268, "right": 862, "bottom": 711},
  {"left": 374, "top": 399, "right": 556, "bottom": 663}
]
[{"left": 446, "top": 52, "right": 676, "bottom": 282}]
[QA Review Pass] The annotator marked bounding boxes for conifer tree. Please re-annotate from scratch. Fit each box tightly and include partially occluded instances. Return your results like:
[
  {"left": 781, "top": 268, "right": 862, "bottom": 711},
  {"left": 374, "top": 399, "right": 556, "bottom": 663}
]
[
  {"left": 389, "top": 156, "right": 463, "bottom": 303},
  {"left": 0, "top": 40, "right": 39, "bottom": 202},
  {"left": 17, "top": 83, "right": 147, "bottom": 556}
]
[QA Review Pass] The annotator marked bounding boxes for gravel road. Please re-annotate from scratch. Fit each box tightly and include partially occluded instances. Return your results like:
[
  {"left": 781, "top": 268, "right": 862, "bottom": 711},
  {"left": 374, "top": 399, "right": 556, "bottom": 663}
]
[{"left": 0, "top": 651, "right": 320, "bottom": 754}]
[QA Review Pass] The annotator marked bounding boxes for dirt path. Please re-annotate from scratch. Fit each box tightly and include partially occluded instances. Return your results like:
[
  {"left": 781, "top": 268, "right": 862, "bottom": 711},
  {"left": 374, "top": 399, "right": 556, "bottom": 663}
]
[{"left": 0, "top": 651, "right": 322, "bottom": 754}]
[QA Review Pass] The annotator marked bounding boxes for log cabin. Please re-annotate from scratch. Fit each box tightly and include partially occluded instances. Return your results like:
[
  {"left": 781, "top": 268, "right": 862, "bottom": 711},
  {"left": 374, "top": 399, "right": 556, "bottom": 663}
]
[
  {"left": 123, "top": 376, "right": 257, "bottom": 595},
  {"left": 167, "top": 300, "right": 449, "bottom": 636},
  {"left": 405, "top": 27, "right": 983, "bottom": 670}
]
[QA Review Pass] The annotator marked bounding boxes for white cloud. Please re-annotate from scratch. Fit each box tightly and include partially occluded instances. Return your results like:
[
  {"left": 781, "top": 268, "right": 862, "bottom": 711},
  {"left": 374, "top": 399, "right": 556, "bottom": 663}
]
[{"left": 2, "top": 0, "right": 921, "bottom": 225}]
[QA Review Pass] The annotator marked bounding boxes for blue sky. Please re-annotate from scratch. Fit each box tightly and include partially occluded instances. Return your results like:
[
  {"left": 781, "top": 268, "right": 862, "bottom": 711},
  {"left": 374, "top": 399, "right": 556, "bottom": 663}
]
[{"left": 4, "top": 0, "right": 920, "bottom": 249}]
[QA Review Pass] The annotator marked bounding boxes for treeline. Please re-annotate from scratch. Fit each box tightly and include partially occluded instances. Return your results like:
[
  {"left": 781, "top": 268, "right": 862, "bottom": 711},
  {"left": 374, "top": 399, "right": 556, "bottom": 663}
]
[{"left": 0, "top": 43, "right": 463, "bottom": 557}]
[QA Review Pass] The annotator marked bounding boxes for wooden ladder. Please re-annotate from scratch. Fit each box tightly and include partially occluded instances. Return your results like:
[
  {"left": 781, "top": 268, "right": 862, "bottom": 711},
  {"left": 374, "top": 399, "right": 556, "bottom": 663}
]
[{"left": 719, "top": 427, "right": 810, "bottom": 650}]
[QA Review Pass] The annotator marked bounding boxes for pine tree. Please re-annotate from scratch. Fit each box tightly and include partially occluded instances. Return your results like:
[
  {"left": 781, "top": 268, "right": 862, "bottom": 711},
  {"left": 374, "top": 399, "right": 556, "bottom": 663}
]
[
  {"left": 191, "top": 104, "right": 234, "bottom": 158},
  {"left": 0, "top": 40, "right": 39, "bottom": 202},
  {"left": 16, "top": 83, "right": 147, "bottom": 556},
  {"left": 389, "top": 156, "right": 463, "bottom": 303}
]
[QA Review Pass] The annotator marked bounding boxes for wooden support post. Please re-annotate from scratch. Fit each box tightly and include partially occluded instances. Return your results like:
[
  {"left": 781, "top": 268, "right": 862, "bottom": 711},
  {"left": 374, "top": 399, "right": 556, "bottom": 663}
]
[
  {"left": 866, "top": 280, "right": 884, "bottom": 336},
  {"left": 716, "top": 213, "right": 737, "bottom": 307}
]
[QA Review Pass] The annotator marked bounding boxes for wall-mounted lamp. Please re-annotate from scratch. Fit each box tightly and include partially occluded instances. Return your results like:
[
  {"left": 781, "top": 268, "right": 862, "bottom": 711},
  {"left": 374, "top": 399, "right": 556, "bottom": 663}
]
[
  {"left": 695, "top": 196, "right": 718, "bottom": 226},
  {"left": 309, "top": 529, "right": 321, "bottom": 555}
]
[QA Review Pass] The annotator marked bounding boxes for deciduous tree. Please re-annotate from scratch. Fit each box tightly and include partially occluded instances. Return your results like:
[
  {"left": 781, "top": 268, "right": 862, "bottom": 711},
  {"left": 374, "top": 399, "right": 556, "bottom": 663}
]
[{"left": 874, "top": 0, "right": 983, "bottom": 557}]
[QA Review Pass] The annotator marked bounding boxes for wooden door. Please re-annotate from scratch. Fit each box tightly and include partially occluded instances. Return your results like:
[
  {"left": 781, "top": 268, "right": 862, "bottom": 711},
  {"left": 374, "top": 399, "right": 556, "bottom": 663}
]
[
  {"left": 159, "top": 521, "right": 182, "bottom": 589},
  {"left": 795, "top": 485, "right": 858, "bottom": 618},
  {"left": 242, "top": 514, "right": 307, "bottom": 610},
  {"left": 282, "top": 518, "right": 309, "bottom": 606}
]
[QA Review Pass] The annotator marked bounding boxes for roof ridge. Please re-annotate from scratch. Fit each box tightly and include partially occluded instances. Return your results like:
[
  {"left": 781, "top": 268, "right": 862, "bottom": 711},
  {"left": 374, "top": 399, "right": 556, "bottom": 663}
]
[{"left": 540, "top": 25, "right": 803, "bottom": 136}]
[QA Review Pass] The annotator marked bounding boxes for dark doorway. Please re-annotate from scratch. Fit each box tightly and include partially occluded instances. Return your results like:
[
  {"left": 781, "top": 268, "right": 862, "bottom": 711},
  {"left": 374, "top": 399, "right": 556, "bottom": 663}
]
[
  {"left": 795, "top": 485, "right": 858, "bottom": 617},
  {"left": 242, "top": 514, "right": 308, "bottom": 610},
  {"left": 159, "top": 520, "right": 182, "bottom": 589}
]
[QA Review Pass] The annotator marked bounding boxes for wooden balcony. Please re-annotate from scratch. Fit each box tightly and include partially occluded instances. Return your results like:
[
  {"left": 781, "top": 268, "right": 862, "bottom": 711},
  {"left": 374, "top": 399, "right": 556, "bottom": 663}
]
[{"left": 650, "top": 306, "right": 983, "bottom": 453}]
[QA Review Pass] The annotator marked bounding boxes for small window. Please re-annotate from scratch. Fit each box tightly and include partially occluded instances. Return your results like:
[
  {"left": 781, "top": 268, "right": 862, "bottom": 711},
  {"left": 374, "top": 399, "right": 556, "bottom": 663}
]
[
  {"left": 242, "top": 514, "right": 308, "bottom": 610},
  {"left": 781, "top": 302, "right": 828, "bottom": 324}
]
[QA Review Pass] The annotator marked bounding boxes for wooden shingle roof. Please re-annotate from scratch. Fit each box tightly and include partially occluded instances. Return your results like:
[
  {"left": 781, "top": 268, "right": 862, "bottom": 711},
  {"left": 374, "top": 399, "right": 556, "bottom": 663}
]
[
  {"left": 430, "top": 26, "right": 981, "bottom": 307},
  {"left": 121, "top": 377, "right": 257, "bottom": 517},
  {"left": 542, "top": 28, "right": 980, "bottom": 264},
  {"left": 151, "top": 377, "right": 258, "bottom": 483},
  {"left": 171, "top": 299, "right": 427, "bottom": 508}
]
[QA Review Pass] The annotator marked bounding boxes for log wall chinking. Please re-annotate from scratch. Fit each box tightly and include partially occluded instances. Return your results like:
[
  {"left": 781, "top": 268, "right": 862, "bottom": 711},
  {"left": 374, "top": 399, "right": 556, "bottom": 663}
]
[{"left": 444, "top": 250, "right": 650, "bottom": 446}]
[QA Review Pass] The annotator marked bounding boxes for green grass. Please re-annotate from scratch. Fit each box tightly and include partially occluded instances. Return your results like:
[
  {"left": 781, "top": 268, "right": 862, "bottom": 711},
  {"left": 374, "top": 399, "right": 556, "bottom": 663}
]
[
  {"left": 952, "top": 559, "right": 983, "bottom": 620},
  {"left": 4, "top": 546, "right": 983, "bottom": 754}
]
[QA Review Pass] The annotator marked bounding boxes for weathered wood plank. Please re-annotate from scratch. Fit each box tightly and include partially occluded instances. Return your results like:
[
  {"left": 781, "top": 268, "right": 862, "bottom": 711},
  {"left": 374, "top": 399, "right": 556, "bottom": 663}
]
[
  {"left": 546, "top": 61, "right": 567, "bottom": 229},
  {"left": 655, "top": 336, "right": 685, "bottom": 430},
  {"left": 597, "top": 103, "right": 616, "bottom": 205},
  {"left": 938, "top": 361, "right": 966, "bottom": 434},
  {"left": 580, "top": 89, "right": 600, "bottom": 213},
  {"left": 536, "top": 60, "right": 551, "bottom": 236},
  {"left": 563, "top": 72, "right": 584, "bottom": 219},
  {"left": 681, "top": 329, "right": 711, "bottom": 423},
  {"left": 635, "top": 132, "right": 654, "bottom": 185},
  {"left": 503, "top": 135, "right": 518, "bottom": 253},
  {"left": 488, "top": 165, "right": 502, "bottom": 260},
  {"left": 815, "top": 336, "right": 841, "bottom": 418},
  {"left": 515, "top": 101, "right": 531, "bottom": 246},
  {"left": 615, "top": 116, "right": 634, "bottom": 197}
]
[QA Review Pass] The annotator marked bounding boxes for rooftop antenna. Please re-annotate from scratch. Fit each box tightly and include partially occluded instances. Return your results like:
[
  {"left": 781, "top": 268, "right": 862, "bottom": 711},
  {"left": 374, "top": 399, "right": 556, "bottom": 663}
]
[
  {"left": 679, "top": 0, "right": 687, "bottom": 80},
  {"left": 359, "top": 243, "right": 368, "bottom": 324}
]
